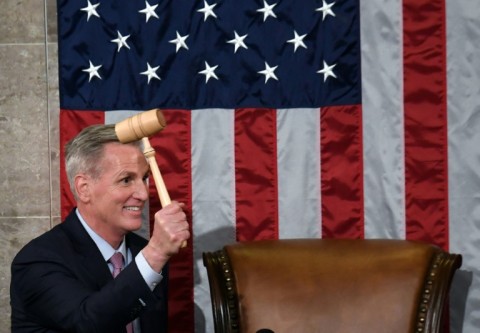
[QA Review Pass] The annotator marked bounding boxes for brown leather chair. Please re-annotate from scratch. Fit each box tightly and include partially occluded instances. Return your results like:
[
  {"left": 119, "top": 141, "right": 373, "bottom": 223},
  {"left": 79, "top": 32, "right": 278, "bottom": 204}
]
[{"left": 203, "top": 239, "right": 462, "bottom": 333}]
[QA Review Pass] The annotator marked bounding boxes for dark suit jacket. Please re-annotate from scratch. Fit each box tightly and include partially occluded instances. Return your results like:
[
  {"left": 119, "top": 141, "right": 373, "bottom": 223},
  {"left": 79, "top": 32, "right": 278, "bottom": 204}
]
[{"left": 10, "top": 209, "right": 168, "bottom": 333}]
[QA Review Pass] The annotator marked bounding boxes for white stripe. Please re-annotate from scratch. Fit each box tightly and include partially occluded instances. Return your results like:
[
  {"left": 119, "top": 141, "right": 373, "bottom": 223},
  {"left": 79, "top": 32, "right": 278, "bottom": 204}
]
[
  {"left": 277, "top": 108, "right": 321, "bottom": 238},
  {"left": 191, "top": 109, "right": 236, "bottom": 333},
  {"left": 104, "top": 110, "right": 151, "bottom": 240},
  {"left": 360, "top": 0, "right": 406, "bottom": 239},
  {"left": 446, "top": 1, "right": 480, "bottom": 332}
]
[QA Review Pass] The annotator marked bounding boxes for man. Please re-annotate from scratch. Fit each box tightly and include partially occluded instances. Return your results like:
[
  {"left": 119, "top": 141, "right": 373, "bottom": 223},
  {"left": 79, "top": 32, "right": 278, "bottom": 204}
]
[{"left": 10, "top": 124, "right": 190, "bottom": 332}]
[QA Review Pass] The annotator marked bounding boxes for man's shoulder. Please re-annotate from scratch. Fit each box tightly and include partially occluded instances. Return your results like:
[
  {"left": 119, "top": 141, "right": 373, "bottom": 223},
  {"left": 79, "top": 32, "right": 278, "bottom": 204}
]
[{"left": 12, "top": 210, "right": 80, "bottom": 263}]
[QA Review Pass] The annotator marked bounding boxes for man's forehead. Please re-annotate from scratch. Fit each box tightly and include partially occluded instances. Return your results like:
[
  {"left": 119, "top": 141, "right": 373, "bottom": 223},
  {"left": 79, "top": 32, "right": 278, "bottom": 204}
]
[
  {"left": 102, "top": 142, "right": 142, "bottom": 156},
  {"left": 100, "top": 143, "right": 148, "bottom": 169}
]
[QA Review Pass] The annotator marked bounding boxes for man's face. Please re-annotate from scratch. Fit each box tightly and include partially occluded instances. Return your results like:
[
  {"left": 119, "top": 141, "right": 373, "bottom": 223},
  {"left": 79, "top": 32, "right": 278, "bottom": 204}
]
[{"left": 85, "top": 142, "right": 149, "bottom": 238}]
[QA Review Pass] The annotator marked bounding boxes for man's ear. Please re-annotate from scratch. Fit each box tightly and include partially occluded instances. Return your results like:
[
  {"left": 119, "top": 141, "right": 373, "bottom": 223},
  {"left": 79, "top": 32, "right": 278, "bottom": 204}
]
[{"left": 74, "top": 174, "right": 91, "bottom": 203}]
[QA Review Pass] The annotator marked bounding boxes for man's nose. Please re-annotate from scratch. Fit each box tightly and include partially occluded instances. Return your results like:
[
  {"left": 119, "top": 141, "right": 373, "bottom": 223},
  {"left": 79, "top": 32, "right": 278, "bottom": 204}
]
[{"left": 133, "top": 180, "right": 149, "bottom": 200}]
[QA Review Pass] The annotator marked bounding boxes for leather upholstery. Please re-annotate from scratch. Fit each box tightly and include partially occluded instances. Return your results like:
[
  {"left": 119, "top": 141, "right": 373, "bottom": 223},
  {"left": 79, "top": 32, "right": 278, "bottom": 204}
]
[{"left": 203, "top": 239, "right": 462, "bottom": 333}]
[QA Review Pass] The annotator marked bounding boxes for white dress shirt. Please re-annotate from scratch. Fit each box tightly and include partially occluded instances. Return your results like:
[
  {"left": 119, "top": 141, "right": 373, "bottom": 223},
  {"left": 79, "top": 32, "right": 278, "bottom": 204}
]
[{"left": 76, "top": 209, "right": 163, "bottom": 332}]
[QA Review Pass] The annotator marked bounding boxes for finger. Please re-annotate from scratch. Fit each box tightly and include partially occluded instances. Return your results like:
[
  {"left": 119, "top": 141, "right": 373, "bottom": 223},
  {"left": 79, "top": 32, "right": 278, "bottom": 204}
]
[{"left": 163, "top": 201, "right": 186, "bottom": 215}]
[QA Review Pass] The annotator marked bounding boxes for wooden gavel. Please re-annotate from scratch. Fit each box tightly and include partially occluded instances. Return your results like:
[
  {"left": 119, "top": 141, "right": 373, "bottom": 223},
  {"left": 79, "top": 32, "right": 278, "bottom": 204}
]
[{"left": 115, "top": 109, "right": 187, "bottom": 248}]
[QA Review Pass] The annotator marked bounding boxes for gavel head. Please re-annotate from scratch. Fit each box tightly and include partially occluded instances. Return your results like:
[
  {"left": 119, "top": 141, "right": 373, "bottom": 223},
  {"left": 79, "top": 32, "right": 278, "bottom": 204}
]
[{"left": 115, "top": 109, "right": 167, "bottom": 143}]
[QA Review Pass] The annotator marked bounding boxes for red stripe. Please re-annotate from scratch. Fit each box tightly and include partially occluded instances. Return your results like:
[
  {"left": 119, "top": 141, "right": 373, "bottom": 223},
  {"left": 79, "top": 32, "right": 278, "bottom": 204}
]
[
  {"left": 59, "top": 110, "right": 105, "bottom": 220},
  {"left": 149, "top": 109, "right": 194, "bottom": 332},
  {"left": 235, "top": 108, "right": 279, "bottom": 241},
  {"left": 320, "top": 105, "right": 364, "bottom": 239},
  {"left": 403, "top": 0, "right": 449, "bottom": 249}
]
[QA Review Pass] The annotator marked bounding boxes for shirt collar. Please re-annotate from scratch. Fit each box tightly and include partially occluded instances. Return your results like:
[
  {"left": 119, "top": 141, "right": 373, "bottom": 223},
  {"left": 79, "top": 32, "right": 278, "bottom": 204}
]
[{"left": 75, "top": 208, "right": 127, "bottom": 262}]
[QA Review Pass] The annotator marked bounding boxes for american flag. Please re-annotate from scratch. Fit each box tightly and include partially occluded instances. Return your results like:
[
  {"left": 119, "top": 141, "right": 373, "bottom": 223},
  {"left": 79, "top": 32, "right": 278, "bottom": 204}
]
[{"left": 57, "top": 0, "right": 479, "bottom": 332}]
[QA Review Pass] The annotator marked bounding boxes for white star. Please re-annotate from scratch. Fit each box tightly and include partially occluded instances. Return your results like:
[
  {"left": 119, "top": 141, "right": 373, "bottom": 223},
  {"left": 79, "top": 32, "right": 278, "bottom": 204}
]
[
  {"left": 257, "top": 0, "right": 277, "bottom": 22},
  {"left": 140, "top": 62, "right": 161, "bottom": 84},
  {"left": 169, "top": 31, "right": 189, "bottom": 52},
  {"left": 111, "top": 31, "right": 131, "bottom": 52},
  {"left": 199, "top": 61, "right": 219, "bottom": 83},
  {"left": 139, "top": 1, "right": 159, "bottom": 22},
  {"left": 197, "top": 1, "right": 218, "bottom": 21},
  {"left": 317, "top": 60, "right": 337, "bottom": 81},
  {"left": 227, "top": 31, "right": 248, "bottom": 53},
  {"left": 258, "top": 62, "right": 279, "bottom": 83},
  {"left": 287, "top": 30, "right": 307, "bottom": 52},
  {"left": 80, "top": 0, "right": 100, "bottom": 21},
  {"left": 316, "top": 0, "right": 336, "bottom": 21},
  {"left": 82, "top": 60, "right": 102, "bottom": 82}
]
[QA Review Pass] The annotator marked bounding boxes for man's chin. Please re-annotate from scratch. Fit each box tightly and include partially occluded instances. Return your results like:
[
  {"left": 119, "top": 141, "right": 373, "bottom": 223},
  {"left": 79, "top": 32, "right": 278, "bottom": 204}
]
[
  {"left": 129, "top": 219, "right": 143, "bottom": 231},
  {"left": 121, "top": 210, "right": 145, "bottom": 229},
  {"left": 121, "top": 216, "right": 144, "bottom": 231}
]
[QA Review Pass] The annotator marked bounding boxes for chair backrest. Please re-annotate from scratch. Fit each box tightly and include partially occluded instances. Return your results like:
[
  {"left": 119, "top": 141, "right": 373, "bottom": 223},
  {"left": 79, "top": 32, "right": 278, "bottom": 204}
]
[{"left": 203, "top": 239, "right": 462, "bottom": 333}]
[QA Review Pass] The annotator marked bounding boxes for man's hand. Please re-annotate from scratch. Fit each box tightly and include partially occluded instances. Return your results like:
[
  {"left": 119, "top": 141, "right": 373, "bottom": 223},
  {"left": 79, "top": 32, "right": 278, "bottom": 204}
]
[{"left": 141, "top": 201, "right": 190, "bottom": 272}]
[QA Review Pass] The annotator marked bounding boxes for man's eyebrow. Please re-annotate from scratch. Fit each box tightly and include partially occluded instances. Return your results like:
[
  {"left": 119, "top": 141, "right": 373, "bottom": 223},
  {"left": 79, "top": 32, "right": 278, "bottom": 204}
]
[
  {"left": 115, "top": 170, "right": 134, "bottom": 178},
  {"left": 116, "top": 169, "right": 141, "bottom": 176}
]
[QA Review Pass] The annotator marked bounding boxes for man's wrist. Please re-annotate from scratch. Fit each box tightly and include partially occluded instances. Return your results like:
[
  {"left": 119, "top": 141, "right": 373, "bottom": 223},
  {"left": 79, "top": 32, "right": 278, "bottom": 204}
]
[
  {"left": 141, "top": 245, "right": 170, "bottom": 273},
  {"left": 135, "top": 252, "right": 163, "bottom": 291}
]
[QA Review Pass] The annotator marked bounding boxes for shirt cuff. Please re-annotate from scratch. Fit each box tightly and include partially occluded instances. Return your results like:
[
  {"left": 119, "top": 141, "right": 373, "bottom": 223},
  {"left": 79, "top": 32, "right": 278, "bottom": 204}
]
[{"left": 135, "top": 251, "right": 163, "bottom": 291}]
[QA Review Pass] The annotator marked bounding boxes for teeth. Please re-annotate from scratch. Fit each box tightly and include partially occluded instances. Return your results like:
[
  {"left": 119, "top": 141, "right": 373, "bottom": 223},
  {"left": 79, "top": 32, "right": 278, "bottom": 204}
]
[{"left": 125, "top": 206, "right": 140, "bottom": 211}]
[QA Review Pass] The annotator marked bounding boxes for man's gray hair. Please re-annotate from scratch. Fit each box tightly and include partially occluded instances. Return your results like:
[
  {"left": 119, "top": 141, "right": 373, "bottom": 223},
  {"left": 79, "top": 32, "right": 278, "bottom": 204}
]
[{"left": 65, "top": 124, "right": 141, "bottom": 199}]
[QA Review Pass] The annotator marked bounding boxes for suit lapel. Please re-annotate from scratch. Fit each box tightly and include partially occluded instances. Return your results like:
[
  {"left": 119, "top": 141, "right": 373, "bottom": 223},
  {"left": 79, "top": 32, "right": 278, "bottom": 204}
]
[
  {"left": 61, "top": 210, "right": 113, "bottom": 288},
  {"left": 61, "top": 210, "right": 150, "bottom": 289},
  {"left": 126, "top": 232, "right": 147, "bottom": 257},
  {"left": 61, "top": 210, "right": 163, "bottom": 332},
  {"left": 125, "top": 232, "right": 167, "bottom": 333}
]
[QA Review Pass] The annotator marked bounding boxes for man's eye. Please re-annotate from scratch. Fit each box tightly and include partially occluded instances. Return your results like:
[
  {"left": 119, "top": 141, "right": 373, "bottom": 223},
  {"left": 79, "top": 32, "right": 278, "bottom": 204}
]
[
  {"left": 142, "top": 175, "right": 149, "bottom": 182},
  {"left": 121, "top": 177, "right": 131, "bottom": 184}
]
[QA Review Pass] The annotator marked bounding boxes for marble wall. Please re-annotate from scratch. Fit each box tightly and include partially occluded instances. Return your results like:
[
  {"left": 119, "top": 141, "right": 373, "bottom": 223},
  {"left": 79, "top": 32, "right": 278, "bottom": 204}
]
[{"left": 0, "top": 0, "right": 59, "bottom": 330}]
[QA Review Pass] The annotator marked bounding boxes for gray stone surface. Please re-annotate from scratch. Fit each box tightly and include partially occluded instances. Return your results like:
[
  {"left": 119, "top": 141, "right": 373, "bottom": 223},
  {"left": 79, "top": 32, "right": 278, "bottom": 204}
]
[
  {"left": 48, "top": 43, "right": 60, "bottom": 218},
  {"left": 0, "top": 0, "right": 46, "bottom": 44},
  {"left": 0, "top": 0, "right": 59, "bottom": 331},
  {"left": 0, "top": 45, "right": 51, "bottom": 217},
  {"left": 0, "top": 218, "right": 52, "bottom": 329}
]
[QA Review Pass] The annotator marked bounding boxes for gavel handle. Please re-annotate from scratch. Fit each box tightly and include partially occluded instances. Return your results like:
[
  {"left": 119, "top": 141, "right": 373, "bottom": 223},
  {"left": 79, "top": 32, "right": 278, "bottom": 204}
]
[
  {"left": 142, "top": 137, "right": 187, "bottom": 248},
  {"left": 142, "top": 137, "right": 171, "bottom": 207}
]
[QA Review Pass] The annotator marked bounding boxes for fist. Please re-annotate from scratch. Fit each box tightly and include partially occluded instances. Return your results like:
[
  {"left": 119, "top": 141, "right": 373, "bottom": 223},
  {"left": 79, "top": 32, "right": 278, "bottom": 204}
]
[{"left": 142, "top": 201, "right": 190, "bottom": 272}]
